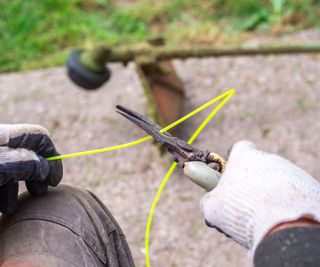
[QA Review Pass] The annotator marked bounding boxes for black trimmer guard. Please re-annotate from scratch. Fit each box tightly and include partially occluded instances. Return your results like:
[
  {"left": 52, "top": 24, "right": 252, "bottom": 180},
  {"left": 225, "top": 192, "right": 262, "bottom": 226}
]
[{"left": 66, "top": 49, "right": 111, "bottom": 90}]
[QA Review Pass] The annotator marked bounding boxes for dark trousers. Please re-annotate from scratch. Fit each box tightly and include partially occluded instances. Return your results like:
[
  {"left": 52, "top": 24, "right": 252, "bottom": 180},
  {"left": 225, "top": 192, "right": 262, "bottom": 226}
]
[{"left": 0, "top": 185, "right": 135, "bottom": 267}]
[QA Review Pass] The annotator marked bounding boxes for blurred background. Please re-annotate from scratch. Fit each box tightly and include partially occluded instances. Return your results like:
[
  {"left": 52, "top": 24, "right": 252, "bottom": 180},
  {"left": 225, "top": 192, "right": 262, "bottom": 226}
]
[
  {"left": 0, "top": 1, "right": 320, "bottom": 267},
  {"left": 1, "top": 0, "right": 319, "bottom": 72}
]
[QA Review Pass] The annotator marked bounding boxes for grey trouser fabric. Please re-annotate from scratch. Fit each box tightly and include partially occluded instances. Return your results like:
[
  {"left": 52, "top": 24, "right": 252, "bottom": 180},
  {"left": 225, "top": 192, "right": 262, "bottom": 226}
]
[
  {"left": 254, "top": 227, "right": 320, "bottom": 267},
  {"left": 0, "top": 185, "right": 135, "bottom": 267}
]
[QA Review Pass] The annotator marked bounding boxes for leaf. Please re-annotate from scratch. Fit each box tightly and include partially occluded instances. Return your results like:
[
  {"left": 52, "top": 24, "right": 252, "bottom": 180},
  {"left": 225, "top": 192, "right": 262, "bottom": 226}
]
[
  {"left": 235, "top": 10, "right": 270, "bottom": 31},
  {"left": 271, "top": 0, "right": 285, "bottom": 14}
]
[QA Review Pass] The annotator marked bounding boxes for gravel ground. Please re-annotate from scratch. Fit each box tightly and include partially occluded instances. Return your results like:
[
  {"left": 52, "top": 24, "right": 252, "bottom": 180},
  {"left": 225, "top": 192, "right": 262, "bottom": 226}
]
[{"left": 0, "top": 30, "right": 319, "bottom": 267}]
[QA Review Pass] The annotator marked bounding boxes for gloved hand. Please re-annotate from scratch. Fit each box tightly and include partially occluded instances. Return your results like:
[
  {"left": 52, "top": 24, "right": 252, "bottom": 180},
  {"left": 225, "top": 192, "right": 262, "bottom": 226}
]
[
  {"left": 0, "top": 124, "right": 62, "bottom": 215},
  {"left": 201, "top": 140, "right": 320, "bottom": 256}
]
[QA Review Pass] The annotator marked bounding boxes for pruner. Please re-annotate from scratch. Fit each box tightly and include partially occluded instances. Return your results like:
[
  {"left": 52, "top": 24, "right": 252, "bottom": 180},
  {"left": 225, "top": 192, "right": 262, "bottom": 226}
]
[{"left": 116, "top": 105, "right": 226, "bottom": 191}]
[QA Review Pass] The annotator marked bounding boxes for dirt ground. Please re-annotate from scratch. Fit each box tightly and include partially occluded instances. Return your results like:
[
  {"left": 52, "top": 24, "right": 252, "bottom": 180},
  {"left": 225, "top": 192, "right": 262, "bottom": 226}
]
[{"left": 0, "top": 30, "right": 319, "bottom": 267}]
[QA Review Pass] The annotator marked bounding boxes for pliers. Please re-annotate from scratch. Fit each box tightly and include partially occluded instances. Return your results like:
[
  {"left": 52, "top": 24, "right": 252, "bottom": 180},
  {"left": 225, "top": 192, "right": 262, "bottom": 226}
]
[{"left": 116, "top": 105, "right": 226, "bottom": 191}]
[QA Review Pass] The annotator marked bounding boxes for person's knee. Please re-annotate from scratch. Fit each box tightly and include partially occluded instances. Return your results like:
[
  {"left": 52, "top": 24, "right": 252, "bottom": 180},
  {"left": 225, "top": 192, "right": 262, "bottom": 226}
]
[{"left": 15, "top": 184, "right": 91, "bottom": 216}]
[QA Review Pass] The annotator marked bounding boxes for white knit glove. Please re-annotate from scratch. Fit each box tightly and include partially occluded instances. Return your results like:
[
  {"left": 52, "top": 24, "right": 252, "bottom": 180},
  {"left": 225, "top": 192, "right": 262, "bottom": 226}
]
[{"left": 201, "top": 140, "right": 320, "bottom": 256}]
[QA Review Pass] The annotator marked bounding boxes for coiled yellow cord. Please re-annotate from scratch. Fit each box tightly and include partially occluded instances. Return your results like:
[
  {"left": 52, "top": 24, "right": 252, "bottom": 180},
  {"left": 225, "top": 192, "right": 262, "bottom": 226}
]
[
  {"left": 145, "top": 89, "right": 235, "bottom": 267},
  {"left": 47, "top": 89, "right": 235, "bottom": 267}
]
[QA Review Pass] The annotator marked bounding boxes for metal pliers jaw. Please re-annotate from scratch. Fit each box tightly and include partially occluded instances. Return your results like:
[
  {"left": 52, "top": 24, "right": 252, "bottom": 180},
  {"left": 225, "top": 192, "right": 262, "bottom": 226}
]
[{"left": 116, "top": 105, "right": 226, "bottom": 190}]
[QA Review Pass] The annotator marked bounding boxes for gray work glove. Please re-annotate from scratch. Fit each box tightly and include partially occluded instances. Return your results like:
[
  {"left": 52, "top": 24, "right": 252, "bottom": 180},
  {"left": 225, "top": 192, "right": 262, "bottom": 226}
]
[{"left": 0, "top": 124, "right": 63, "bottom": 215}]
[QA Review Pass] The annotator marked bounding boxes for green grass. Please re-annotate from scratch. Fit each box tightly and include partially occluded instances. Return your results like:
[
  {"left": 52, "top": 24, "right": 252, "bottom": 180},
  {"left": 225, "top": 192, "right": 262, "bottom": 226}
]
[{"left": 0, "top": 0, "right": 319, "bottom": 73}]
